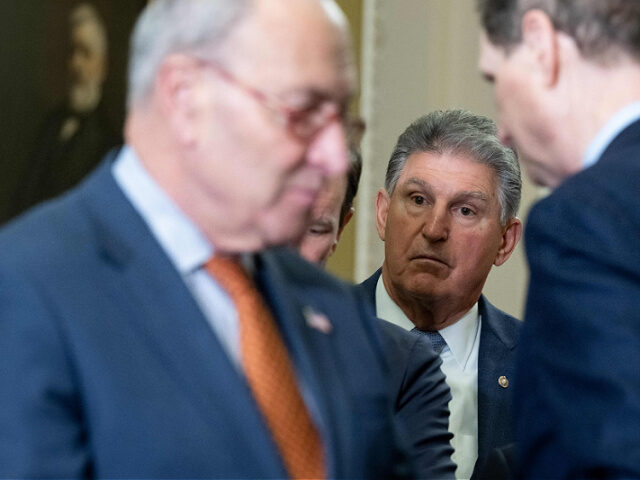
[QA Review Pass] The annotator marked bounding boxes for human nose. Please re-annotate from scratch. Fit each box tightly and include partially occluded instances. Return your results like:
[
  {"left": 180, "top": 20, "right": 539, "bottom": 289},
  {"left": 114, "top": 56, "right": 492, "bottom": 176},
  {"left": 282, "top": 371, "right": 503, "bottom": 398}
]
[
  {"left": 422, "top": 207, "right": 449, "bottom": 242},
  {"left": 305, "top": 119, "right": 349, "bottom": 176}
]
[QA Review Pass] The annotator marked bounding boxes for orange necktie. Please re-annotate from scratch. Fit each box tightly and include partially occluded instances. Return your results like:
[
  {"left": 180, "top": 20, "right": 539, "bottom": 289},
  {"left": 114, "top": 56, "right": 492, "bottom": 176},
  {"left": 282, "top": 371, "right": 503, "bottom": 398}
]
[{"left": 206, "top": 256, "right": 325, "bottom": 479}]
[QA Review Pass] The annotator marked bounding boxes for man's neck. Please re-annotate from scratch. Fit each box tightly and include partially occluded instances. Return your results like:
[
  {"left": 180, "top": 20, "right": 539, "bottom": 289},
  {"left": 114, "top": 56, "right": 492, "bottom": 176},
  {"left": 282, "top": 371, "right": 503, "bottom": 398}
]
[
  {"left": 380, "top": 268, "right": 476, "bottom": 331},
  {"left": 562, "top": 59, "right": 640, "bottom": 169}
]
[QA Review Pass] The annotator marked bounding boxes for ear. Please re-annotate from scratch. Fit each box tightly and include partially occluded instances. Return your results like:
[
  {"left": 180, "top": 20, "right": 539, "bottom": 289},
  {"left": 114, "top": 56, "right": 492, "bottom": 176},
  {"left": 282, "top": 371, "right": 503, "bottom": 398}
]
[
  {"left": 521, "top": 9, "right": 560, "bottom": 87},
  {"left": 155, "top": 54, "right": 204, "bottom": 147},
  {"left": 494, "top": 217, "right": 522, "bottom": 267},
  {"left": 329, "top": 207, "right": 354, "bottom": 258},
  {"left": 336, "top": 207, "right": 354, "bottom": 240},
  {"left": 375, "top": 189, "right": 390, "bottom": 242}
]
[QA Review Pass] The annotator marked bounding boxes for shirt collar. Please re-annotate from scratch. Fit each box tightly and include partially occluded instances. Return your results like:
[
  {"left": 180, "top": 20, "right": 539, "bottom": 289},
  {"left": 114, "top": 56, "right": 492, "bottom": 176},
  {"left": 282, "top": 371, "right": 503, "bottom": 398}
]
[
  {"left": 375, "top": 274, "right": 480, "bottom": 367},
  {"left": 375, "top": 275, "right": 416, "bottom": 331},
  {"left": 583, "top": 101, "right": 640, "bottom": 169},
  {"left": 112, "top": 145, "right": 213, "bottom": 275},
  {"left": 438, "top": 304, "right": 479, "bottom": 370}
]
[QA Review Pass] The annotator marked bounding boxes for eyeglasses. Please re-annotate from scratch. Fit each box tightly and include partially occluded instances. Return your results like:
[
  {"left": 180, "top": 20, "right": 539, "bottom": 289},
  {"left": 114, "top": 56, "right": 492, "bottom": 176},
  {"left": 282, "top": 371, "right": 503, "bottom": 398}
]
[{"left": 197, "top": 58, "right": 365, "bottom": 142}]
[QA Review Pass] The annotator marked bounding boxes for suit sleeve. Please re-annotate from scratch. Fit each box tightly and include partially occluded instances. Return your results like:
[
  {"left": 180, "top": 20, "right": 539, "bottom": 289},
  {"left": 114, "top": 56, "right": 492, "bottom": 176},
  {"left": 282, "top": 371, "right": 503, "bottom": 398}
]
[
  {"left": 378, "top": 321, "right": 456, "bottom": 480},
  {"left": 0, "top": 268, "right": 90, "bottom": 478},
  {"left": 517, "top": 193, "right": 640, "bottom": 479}
]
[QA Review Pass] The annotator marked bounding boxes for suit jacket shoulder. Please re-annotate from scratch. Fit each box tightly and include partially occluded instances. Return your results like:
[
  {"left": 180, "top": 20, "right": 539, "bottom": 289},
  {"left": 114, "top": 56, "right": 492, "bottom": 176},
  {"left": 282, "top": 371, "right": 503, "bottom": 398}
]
[{"left": 517, "top": 119, "right": 640, "bottom": 479}]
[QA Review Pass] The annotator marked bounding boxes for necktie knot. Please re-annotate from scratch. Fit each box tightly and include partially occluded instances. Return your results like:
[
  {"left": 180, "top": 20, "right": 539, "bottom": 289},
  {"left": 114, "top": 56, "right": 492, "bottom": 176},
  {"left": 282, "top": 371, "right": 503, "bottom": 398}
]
[
  {"left": 205, "top": 255, "right": 325, "bottom": 479},
  {"left": 205, "top": 255, "right": 249, "bottom": 300},
  {"left": 413, "top": 328, "right": 447, "bottom": 354}
]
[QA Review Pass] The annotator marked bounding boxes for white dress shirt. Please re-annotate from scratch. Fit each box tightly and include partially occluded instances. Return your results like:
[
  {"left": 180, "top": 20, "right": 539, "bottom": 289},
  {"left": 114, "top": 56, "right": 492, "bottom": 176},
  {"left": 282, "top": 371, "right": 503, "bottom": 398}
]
[
  {"left": 376, "top": 275, "right": 480, "bottom": 480},
  {"left": 112, "top": 146, "right": 242, "bottom": 368},
  {"left": 583, "top": 100, "right": 640, "bottom": 169}
]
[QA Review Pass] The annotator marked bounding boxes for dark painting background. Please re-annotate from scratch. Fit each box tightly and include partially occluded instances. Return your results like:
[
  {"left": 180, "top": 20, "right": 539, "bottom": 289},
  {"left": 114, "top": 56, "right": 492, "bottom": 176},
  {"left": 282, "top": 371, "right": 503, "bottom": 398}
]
[{"left": 0, "top": 0, "right": 146, "bottom": 223}]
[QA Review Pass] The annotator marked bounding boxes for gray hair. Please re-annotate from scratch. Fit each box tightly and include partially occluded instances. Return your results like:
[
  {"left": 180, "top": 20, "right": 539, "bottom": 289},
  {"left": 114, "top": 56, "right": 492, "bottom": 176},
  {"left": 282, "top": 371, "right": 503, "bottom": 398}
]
[
  {"left": 478, "top": 0, "right": 640, "bottom": 63},
  {"left": 127, "top": 0, "right": 251, "bottom": 108},
  {"left": 385, "top": 109, "right": 521, "bottom": 224}
]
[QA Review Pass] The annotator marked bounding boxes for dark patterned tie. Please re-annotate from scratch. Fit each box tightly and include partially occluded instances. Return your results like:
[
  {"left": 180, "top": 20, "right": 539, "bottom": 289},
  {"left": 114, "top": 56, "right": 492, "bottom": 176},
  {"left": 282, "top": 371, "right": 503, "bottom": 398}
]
[{"left": 413, "top": 328, "right": 447, "bottom": 354}]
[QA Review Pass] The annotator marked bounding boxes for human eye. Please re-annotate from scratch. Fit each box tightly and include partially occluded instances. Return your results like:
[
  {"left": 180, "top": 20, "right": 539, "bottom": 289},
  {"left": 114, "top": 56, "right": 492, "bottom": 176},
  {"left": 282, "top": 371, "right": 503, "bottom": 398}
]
[
  {"left": 460, "top": 206, "right": 475, "bottom": 216},
  {"left": 308, "top": 223, "right": 331, "bottom": 235},
  {"left": 410, "top": 194, "right": 426, "bottom": 206},
  {"left": 454, "top": 205, "right": 478, "bottom": 218}
]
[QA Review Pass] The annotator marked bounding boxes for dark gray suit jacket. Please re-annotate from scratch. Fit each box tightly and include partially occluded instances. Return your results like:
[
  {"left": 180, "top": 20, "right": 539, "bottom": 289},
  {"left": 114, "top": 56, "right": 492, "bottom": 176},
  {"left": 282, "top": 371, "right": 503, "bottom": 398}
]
[
  {"left": 357, "top": 269, "right": 521, "bottom": 479},
  {"left": 377, "top": 320, "right": 456, "bottom": 479}
]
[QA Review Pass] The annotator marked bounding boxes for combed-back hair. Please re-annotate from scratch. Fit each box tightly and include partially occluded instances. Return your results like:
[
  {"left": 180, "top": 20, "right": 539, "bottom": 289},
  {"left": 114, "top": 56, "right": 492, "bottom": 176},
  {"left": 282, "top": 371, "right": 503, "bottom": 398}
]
[{"left": 385, "top": 109, "right": 521, "bottom": 224}]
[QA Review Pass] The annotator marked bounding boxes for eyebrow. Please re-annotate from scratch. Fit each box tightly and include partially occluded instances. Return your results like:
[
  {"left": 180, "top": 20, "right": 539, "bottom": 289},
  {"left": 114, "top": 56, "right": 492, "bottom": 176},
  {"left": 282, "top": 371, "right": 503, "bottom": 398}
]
[
  {"left": 453, "top": 191, "right": 490, "bottom": 204},
  {"left": 403, "top": 178, "right": 490, "bottom": 202}
]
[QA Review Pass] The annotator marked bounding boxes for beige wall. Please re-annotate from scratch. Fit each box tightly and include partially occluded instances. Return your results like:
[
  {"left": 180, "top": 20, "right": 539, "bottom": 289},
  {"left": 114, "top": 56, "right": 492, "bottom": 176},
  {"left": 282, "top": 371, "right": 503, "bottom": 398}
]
[{"left": 328, "top": 0, "right": 542, "bottom": 319}]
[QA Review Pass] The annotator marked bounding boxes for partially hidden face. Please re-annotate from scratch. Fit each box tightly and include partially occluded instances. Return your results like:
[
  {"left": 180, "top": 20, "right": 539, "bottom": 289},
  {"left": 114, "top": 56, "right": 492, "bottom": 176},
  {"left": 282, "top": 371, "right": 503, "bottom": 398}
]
[
  {"left": 297, "top": 173, "right": 349, "bottom": 266},
  {"left": 478, "top": 30, "right": 567, "bottom": 188},
  {"left": 376, "top": 151, "right": 513, "bottom": 310},
  {"left": 182, "top": 0, "right": 355, "bottom": 252}
]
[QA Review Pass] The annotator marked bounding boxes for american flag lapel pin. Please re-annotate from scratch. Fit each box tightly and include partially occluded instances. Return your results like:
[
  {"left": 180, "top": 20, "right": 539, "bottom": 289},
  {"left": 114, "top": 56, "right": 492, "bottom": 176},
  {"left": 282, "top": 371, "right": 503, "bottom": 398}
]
[{"left": 303, "top": 306, "right": 332, "bottom": 334}]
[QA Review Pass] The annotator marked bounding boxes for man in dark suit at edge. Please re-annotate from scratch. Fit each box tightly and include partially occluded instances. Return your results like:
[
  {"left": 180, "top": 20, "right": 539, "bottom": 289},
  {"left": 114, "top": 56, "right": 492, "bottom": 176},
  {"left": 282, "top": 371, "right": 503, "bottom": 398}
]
[
  {"left": 478, "top": 0, "right": 640, "bottom": 477},
  {"left": 0, "top": 0, "right": 414, "bottom": 478},
  {"left": 356, "top": 109, "right": 523, "bottom": 479},
  {"left": 297, "top": 146, "right": 456, "bottom": 479}
]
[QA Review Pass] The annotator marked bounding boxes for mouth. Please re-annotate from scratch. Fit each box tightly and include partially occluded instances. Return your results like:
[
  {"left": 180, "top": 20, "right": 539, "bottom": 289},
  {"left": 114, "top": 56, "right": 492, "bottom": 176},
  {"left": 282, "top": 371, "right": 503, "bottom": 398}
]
[{"left": 410, "top": 254, "right": 450, "bottom": 268}]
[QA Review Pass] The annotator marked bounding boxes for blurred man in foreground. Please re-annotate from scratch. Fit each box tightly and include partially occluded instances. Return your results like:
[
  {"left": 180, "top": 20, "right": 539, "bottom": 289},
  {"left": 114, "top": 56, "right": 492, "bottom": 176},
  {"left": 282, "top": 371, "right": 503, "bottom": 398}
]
[
  {"left": 357, "top": 110, "right": 522, "bottom": 479},
  {"left": 0, "top": 0, "right": 413, "bottom": 478},
  {"left": 478, "top": 0, "right": 640, "bottom": 477}
]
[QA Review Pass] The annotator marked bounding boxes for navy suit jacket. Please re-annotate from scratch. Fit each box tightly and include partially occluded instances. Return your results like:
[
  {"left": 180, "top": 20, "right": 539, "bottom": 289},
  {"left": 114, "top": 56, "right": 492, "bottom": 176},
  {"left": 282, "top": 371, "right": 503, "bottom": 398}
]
[
  {"left": 517, "top": 119, "right": 640, "bottom": 479},
  {"left": 377, "top": 320, "right": 456, "bottom": 479},
  {"left": 0, "top": 159, "right": 412, "bottom": 479},
  {"left": 358, "top": 270, "right": 521, "bottom": 479}
]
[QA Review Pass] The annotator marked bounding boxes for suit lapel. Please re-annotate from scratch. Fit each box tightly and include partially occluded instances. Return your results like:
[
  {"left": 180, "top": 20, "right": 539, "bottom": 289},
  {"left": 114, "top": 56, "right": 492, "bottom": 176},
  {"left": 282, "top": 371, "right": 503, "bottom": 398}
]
[
  {"left": 79, "top": 162, "right": 283, "bottom": 473},
  {"left": 475, "top": 296, "right": 518, "bottom": 474}
]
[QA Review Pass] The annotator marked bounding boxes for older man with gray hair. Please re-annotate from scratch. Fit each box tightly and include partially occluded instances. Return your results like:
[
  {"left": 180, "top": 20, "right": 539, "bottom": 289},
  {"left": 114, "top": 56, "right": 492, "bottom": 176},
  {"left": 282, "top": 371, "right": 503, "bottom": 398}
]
[
  {"left": 356, "top": 109, "right": 523, "bottom": 479},
  {"left": 0, "top": 0, "right": 413, "bottom": 478}
]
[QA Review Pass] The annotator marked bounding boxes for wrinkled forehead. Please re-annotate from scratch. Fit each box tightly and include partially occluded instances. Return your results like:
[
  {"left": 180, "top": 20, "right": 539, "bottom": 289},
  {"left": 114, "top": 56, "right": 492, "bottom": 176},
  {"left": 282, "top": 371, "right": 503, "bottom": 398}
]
[{"left": 222, "top": 0, "right": 356, "bottom": 97}]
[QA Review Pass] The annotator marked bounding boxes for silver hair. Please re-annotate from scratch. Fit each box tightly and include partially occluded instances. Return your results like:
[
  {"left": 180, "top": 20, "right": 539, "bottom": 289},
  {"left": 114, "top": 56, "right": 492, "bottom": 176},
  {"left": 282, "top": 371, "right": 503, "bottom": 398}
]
[
  {"left": 385, "top": 109, "right": 521, "bottom": 224},
  {"left": 127, "top": 0, "right": 251, "bottom": 108}
]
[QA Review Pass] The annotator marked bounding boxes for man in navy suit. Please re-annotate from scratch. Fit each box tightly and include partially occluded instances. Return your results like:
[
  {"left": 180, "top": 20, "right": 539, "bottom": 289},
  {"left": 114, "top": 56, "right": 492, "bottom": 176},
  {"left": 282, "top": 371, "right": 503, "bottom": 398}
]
[
  {"left": 478, "top": 0, "right": 640, "bottom": 478},
  {"left": 358, "top": 110, "right": 523, "bottom": 479},
  {"left": 297, "top": 147, "right": 456, "bottom": 479},
  {"left": 0, "top": 0, "right": 413, "bottom": 478}
]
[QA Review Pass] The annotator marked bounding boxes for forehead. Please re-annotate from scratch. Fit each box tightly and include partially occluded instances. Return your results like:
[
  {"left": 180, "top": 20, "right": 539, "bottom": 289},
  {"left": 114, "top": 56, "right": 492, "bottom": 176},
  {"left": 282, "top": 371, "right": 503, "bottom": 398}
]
[
  {"left": 225, "top": 0, "right": 355, "bottom": 96},
  {"left": 397, "top": 150, "right": 498, "bottom": 196}
]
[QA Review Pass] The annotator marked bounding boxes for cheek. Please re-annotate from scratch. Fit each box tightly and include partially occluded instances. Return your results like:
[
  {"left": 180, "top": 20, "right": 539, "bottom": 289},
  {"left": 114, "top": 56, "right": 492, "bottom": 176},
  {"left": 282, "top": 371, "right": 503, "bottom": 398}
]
[{"left": 453, "top": 231, "right": 501, "bottom": 274}]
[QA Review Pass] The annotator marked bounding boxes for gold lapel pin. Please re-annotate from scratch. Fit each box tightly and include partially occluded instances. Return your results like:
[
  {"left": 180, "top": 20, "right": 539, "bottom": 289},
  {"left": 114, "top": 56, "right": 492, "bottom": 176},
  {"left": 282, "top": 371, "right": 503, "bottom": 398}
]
[{"left": 498, "top": 375, "right": 509, "bottom": 388}]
